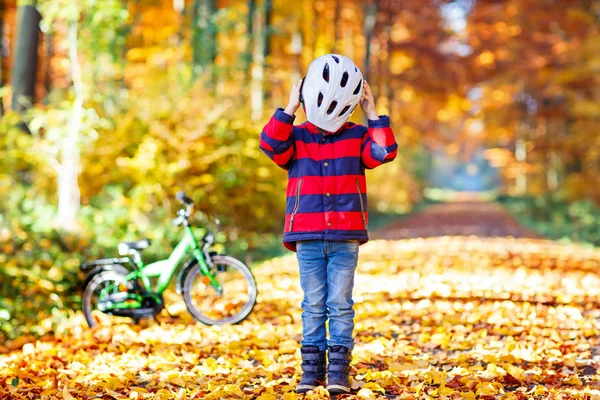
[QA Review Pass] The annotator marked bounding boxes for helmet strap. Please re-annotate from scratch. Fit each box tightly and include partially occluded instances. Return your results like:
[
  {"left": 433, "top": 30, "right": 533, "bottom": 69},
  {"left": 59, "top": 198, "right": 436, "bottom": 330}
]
[{"left": 299, "top": 76, "right": 306, "bottom": 105}]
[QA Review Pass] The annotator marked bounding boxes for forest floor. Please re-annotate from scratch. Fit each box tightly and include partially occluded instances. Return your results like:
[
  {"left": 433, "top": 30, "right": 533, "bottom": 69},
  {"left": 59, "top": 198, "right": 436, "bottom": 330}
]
[{"left": 2, "top": 203, "right": 600, "bottom": 399}]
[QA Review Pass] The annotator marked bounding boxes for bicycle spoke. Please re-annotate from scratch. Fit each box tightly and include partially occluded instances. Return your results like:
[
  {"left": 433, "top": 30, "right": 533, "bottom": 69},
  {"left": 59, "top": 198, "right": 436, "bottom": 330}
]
[
  {"left": 183, "top": 256, "right": 257, "bottom": 325},
  {"left": 82, "top": 268, "right": 133, "bottom": 328}
]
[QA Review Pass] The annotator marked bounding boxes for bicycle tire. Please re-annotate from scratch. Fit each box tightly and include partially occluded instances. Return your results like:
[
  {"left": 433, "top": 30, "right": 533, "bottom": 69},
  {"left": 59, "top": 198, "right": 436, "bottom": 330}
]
[
  {"left": 82, "top": 265, "right": 130, "bottom": 328},
  {"left": 182, "top": 255, "right": 257, "bottom": 325}
]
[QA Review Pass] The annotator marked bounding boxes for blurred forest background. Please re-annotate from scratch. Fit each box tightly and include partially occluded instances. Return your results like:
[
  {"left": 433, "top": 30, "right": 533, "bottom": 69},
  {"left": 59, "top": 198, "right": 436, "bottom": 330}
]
[{"left": 0, "top": 0, "right": 599, "bottom": 340}]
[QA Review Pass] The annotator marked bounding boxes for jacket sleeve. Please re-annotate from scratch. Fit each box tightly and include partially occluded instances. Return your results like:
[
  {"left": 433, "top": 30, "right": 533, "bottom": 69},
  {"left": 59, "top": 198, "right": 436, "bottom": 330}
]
[
  {"left": 360, "top": 115, "right": 398, "bottom": 169},
  {"left": 259, "top": 108, "right": 296, "bottom": 170}
]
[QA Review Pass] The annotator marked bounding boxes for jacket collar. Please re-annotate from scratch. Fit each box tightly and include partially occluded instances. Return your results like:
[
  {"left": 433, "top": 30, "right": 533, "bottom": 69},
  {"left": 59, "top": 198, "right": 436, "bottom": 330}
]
[{"left": 301, "top": 121, "right": 352, "bottom": 136}]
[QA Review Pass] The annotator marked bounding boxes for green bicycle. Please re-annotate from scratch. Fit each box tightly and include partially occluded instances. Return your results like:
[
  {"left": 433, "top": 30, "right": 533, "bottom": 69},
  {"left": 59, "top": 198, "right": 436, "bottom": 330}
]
[{"left": 80, "top": 191, "right": 257, "bottom": 327}]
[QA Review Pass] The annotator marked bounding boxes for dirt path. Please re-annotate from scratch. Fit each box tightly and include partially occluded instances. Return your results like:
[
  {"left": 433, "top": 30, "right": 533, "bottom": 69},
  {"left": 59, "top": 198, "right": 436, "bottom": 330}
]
[{"left": 373, "top": 201, "right": 538, "bottom": 240}]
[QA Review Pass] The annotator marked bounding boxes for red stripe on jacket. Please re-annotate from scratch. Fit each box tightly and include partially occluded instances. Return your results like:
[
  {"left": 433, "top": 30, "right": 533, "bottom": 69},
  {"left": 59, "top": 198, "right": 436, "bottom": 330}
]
[
  {"left": 284, "top": 212, "right": 368, "bottom": 232},
  {"left": 263, "top": 114, "right": 293, "bottom": 142},
  {"left": 295, "top": 139, "right": 362, "bottom": 161},
  {"left": 370, "top": 126, "right": 396, "bottom": 147},
  {"left": 274, "top": 146, "right": 294, "bottom": 166},
  {"left": 259, "top": 138, "right": 273, "bottom": 151},
  {"left": 286, "top": 175, "right": 367, "bottom": 197}
]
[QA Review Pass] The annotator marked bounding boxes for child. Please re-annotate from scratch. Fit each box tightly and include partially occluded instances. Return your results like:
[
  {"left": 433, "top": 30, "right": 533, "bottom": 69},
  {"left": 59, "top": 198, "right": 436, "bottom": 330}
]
[{"left": 259, "top": 54, "right": 397, "bottom": 394}]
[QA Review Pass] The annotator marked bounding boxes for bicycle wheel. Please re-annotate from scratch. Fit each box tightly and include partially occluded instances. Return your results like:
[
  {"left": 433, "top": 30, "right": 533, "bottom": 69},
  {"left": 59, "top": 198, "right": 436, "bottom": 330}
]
[
  {"left": 182, "top": 255, "right": 257, "bottom": 325},
  {"left": 82, "top": 265, "right": 133, "bottom": 328}
]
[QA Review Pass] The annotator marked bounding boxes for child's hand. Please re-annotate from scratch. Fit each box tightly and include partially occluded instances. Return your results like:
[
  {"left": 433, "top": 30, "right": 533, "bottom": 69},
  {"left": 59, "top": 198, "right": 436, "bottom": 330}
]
[
  {"left": 360, "top": 80, "right": 378, "bottom": 120},
  {"left": 284, "top": 78, "right": 303, "bottom": 116}
]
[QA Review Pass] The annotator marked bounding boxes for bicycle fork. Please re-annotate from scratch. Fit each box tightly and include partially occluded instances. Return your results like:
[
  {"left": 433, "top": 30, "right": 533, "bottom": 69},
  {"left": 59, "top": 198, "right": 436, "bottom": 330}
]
[{"left": 192, "top": 249, "right": 223, "bottom": 295}]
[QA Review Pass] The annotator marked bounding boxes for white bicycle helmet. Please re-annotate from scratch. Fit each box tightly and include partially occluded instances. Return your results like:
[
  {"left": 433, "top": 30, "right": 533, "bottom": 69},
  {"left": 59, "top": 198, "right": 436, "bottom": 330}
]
[{"left": 300, "top": 54, "right": 363, "bottom": 132}]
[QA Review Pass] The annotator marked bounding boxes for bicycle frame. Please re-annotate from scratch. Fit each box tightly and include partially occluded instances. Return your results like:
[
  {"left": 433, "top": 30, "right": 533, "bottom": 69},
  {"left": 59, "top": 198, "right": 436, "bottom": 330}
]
[{"left": 123, "top": 226, "right": 222, "bottom": 294}]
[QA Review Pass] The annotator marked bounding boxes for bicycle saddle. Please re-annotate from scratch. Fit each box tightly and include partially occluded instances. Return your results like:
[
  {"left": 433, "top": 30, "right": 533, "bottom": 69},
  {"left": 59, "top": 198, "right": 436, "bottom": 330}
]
[{"left": 118, "top": 239, "right": 151, "bottom": 255}]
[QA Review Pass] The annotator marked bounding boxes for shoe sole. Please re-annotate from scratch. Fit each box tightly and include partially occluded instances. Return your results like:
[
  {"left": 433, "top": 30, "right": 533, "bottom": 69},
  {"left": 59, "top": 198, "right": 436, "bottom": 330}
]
[
  {"left": 296, "top": 384, "right": 318, "bottom": 393},
  {"left": 326, "top": 384, "right": 351, "bottom": 394}
]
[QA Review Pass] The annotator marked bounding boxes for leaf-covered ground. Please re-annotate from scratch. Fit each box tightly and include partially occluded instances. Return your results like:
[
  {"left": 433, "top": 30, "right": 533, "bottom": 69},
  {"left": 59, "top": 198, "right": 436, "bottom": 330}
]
[{"left": 3, "top": 237, "right": 600, "bottom": 399}]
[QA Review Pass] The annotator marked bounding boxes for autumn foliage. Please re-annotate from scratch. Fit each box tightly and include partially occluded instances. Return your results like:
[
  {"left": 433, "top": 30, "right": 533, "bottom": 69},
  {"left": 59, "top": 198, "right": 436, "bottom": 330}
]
[{"left": 1, "top": 0, "right": 600, "bottom": 398}]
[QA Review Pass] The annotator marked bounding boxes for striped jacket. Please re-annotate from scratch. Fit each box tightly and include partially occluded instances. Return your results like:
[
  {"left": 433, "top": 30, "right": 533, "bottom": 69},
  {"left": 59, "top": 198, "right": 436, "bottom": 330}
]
[{"left": 260, "top": 108, "right": 398, "bottom": 251}]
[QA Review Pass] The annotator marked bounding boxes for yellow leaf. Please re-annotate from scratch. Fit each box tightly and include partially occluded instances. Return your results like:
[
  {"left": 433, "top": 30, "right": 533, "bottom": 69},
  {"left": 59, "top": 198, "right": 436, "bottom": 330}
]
[
  {"left": 257, "top": 392, "right": 278, "bottom": 400},
  {"left": 532, "top": 385, "right": 548, "bottom": 397},
  {"left": 278, "top": 339, "right": 298, "bottom": 355},
  {"left": 424, "top": 368, "right": 446, "bottom": 385},
  {"left": 103, "top": 376, "right": 122, "bottom": 391},
  {"left": 587, "top": 389, "right": 600, "bottom": 400},
  {"left": 62, "top": 386, "right": 75, "bottom": 400},
  {"left": 476, "top": 381, "right": 504, "bottom": 396},
  {"left": 462, "top": 391, "right": 476, "bottom": 400},
  {"left": 389, "top": 362, "right": 414, "bottom": 373},
  {"left": 283, "top": 392, "right": 300, "bottom": 400},
  {"left": 438, "top": 386, "right": 458, "bottom": 396},
  {"left": 357, "top": 388, "right": 377, "bottom": 400},
  {"left": 430, "top": 332, "right": 450, "bottom": 347},
  {"left": 204, "top": 357, "right": 218, "bottom": 370},
  {"left": 363, "top": 382, "right": 385, "bottom": 393},
  {"left": 563, "top": 375, "right": 582, "bottom": 385},
  {"left": 304, "top": 387, "right": 329, "bottom": 399}
]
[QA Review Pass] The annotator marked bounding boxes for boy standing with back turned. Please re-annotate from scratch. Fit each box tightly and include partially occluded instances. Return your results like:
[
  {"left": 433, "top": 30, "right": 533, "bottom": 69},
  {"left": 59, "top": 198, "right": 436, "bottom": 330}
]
[{"left": 259, "top": 54, "right": 398, "bottom": 395}]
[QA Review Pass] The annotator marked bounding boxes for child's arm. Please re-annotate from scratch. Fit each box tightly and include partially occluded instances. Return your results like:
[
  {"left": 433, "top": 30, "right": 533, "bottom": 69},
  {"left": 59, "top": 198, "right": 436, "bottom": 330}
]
[
  {"left": 359, "top": 81, "right": 398, "bottom": 169},
  {"left": 259, "top": 79, "right": 302, "bottom": 170}
]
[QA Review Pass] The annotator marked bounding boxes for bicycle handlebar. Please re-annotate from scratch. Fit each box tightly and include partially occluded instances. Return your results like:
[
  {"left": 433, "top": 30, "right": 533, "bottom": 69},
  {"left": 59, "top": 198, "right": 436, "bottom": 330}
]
[
  {"left": 173, "top": 193, "right": 218, "bottom": 242},
  {"left": 176, "top": 191, "right": 194, "bottom": 206},
  {"left": 172, "top": 216, "right": 184, "bottom": 227}
]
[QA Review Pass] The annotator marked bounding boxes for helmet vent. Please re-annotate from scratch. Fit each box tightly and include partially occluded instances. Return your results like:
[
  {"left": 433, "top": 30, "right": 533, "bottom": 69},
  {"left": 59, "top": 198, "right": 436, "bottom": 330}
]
[
  {"left": 327, "top": 101, "right": 338, "bottom": 115},
  {"left": 341, "top": 72, "right": 349, "bottom": 87},
  {"left": 332, "top": 55, "right": 340, "bottom": 63},
  {"left": 339, "top": 105, "right": 351, "bottom": 117},
  {"left": 353, "top": 79, "right": 362, "bottom": 95},
  {"left": 323, "top": 63, "right": 330, "bottom": 82},
  {"left": 317, "top": 92, "right": 324, "bottom": 107}
]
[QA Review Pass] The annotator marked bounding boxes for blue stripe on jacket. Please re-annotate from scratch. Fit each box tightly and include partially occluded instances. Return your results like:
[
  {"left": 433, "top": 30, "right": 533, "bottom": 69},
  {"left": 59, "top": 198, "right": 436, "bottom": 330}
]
[
  {"left": 286, "top": 193, "right": 367, "bottom": 214},
  {"left": 288, "top": 157, "right": 364, "bottom": 178}
]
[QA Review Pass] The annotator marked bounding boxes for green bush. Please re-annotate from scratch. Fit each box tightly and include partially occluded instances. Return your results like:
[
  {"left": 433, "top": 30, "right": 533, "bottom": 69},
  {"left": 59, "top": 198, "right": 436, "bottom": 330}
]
[{"left": 499, "top": 194, "right": 600, "bottom": 246}]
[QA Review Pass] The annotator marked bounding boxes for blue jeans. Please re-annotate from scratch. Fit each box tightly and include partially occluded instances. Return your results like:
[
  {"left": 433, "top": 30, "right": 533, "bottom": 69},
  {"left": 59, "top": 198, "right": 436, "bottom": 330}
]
[{"left": 296, "top": 240, "right": 359, "bottom": 351}]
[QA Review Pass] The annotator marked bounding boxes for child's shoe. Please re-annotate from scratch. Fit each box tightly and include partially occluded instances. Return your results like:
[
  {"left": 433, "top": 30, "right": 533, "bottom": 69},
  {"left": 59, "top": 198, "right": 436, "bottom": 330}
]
[
  {"left": 296, "top": 346, "right": 326, "bottom": 393},
  {"left": 326, "top": 345, "right": 352, "bottom": 395}
]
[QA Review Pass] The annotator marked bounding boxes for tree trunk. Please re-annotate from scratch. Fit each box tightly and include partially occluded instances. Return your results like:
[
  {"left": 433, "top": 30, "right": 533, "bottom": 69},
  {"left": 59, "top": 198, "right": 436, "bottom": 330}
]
[
  {"left": 515, "top": 128, "right": 528, "bottom": 195},
  {"left": 173, "top": 0, "right": 185, "bottom": 14},
  {"left": 332, "top": 0, "right": 341, "bottom": 53},
  {"left": 250, "top": 3, "right": 265, "bottom": 121},
  {"left": 343, "top": 26, "right": 354, "bottom": 61},
  {"left": 56, "top": 22, "right": 82, "bottom": 232},
  {"left": 43, "top": 33, "right": 53, "bottom": 101},
  {"left": 378, "top": 14, "right": 393, "bottom": 116},
  {"left": 263, "top": 0, "right": 272, "bottom": 60},
  {"left": 244, "top": 0, "right": 255, "bottom": 80},
  {"left": 290, "top": 24, "right": 302, "bottom": 83},
  {"left": 363, "top": 1, "right": 379, "bottom": 83},
  {"left": 11, "top": 1, "right": 41, "bottom": 115},
  {"left": 191, "top": 0, "right": 216, "bottom": 80},
  {"left": 0, "top": 0, "right": 4, "bottom": 117},
  {"left": 547, "top": 151, "right": 561, "bottom": 192}
]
